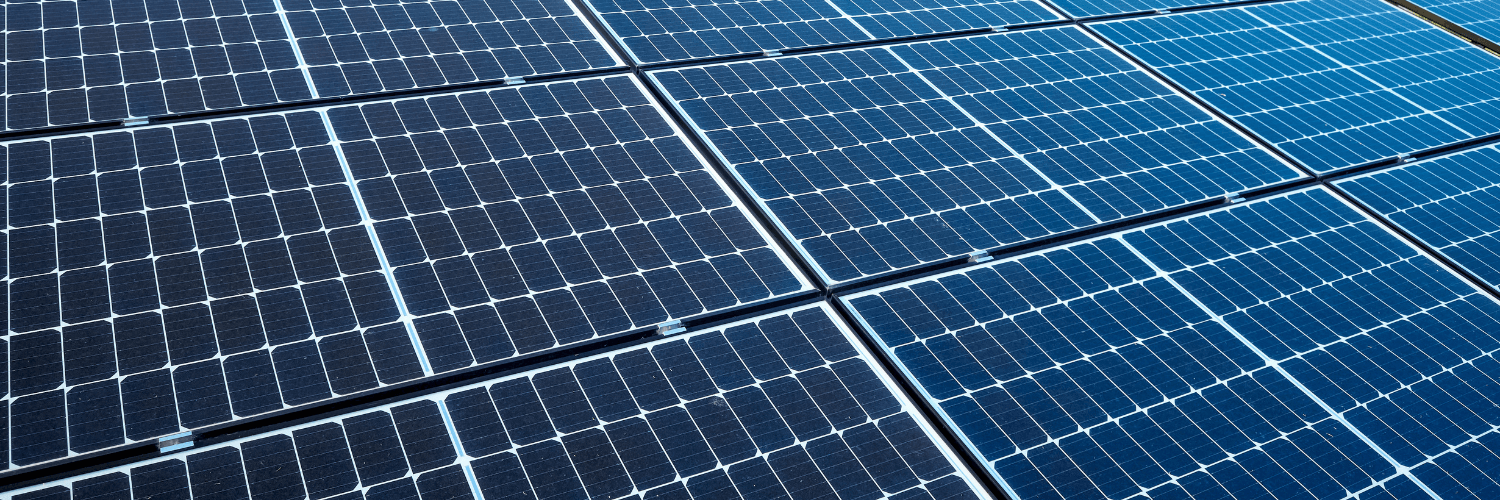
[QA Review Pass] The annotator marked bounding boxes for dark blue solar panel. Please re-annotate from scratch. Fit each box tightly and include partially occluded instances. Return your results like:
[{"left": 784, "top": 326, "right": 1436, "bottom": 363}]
[
  {"left": 0, "top": 0, "right": 315, "bottom": 132},
  {"left": 650, "top": 26, "right": 1301, "bottom": 285},
  {"left": 1, "top": 111, "right": 410, "bottom": 471},
  {"left": 846, "top": 187, "right": 1500, "bottom": 499},
  {"left": 583, "top": 0, "right": 1061, "bottom": 65},
  {"left": 1093, "top": 0, "right": 1500, "bottom": 174},
  {"left": 8, "top": 304, "right": 988, "bottom": 500},
  {"left": 1339, "top": 145, "right": 1500, "bottom": 291},
  {"left": 324, "top": 75, "right": 811, "bottom": 373},
  {"left": 1046, "top": 0, "right": 1255, "bottom": 20},
  {"left": 283, "top": 0, "right": 621, "bottom": 97}
]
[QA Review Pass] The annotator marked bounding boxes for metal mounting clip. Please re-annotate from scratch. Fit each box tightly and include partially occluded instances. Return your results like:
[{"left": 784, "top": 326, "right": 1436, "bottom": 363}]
[
  {"left": 992, "top": 26, "right": 1008, "bottom": 32},
  {"left": 1395, "top": 153, "right": 1411, "bottom": 164},
  {"left": 657, "top": 320, "right": 686, "bottom": 336},
  {"left": 1155, "top": 8, "right": 1171, "bottom": 13},
  {"left": 763, "top": 49, "right": 783, "bottom": 57},
  {"left": 122, "top": 117, "right": 150, "bottom": 127},
  {"left": 968, "top": 251, "right": 993, "bottom": 263},
  {"left": 1226, "top": 193, "right": 1246, "bottom": 204},
  {"left": 159, "top": 432, "right": 194, "bottom": 453},
  {"left": 504, "top": 76, "right": 526, "bottom": 85}
]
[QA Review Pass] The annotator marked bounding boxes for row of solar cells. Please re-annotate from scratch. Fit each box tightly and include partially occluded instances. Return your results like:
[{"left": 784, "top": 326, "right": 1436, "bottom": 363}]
[
  {"left": 6, "top": 305, "right": 989, "bottom": 500},
  {"left": 20, "top": 0, "right": 1456, "bottom": 133},
  {"left": 0, "top": 74, "right": 814, "bottom": 473}
]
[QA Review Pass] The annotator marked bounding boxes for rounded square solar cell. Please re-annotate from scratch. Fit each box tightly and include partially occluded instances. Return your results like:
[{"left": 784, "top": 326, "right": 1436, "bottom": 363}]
[
  {"left": 649, "top": 26, "right": 1303, "bottom": 286},
  {"left": 1092, "top": 0, "right": 1500, "bottom": 174},
  {"left": 843, "top": 186, "right": 1500, "bottom": 499},
  {"left": 6, "top": 303, "right": 992, "bottom": 500},
  {"left": 0, "top": 0, "right": 623, "bottom": 133},
  {"left": 582, "top": 0, "right": 1063, "bottom": 65}
]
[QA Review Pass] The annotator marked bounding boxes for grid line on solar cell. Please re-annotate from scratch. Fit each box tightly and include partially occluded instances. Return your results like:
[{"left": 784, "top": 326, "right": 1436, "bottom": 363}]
[
  {"left": 1405, "top": 0, "right": 1500, "bottom": 48},
  {"left": 1, "top": 110, "right": 419, "bottom": 472},
  {"left": 321, "top": 74, "right": 812, "bottom": 375},
  {"left": 1045, "top": 0, "right": 1258, "bottom": 21},
  {"left": 581, "top": 0, "right": 1062, "bottom": 65},
  {"left": 649, "top": 25, "right": 1301, "bottom": 285},
  {"left": 1092, "top": 0, "right": 1500, "bottom": 174},
  {"left": 1338, "top": 145, "right": 1500, "bottom": 295},
  {"left": 843, "top": 186, "right": 1500, "bottom": 500},
  {"left": 0, "top": 0, "right": 623, "bottom": 133},
  {"left": 4, "top": 304, "right": 990, "bottom": 500}
]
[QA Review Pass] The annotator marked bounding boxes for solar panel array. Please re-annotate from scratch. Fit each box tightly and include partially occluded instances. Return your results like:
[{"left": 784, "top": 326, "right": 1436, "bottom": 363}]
[
  {"left": 0, "top": 0, "right": 622, "bottom": 133},
  {"left": 651, "top": 26, "right": 1301, "bottom": 285},
  {"left": 15, "top": 0, "right": 1500, "bottom": 497},
  {"left": 583, "top": 0, "right": 1063, "bottom": 65},
  {"left": 0, "top": 74, "right": 812, "bottom": 473},
  {"left": 6, "top": 304, "right": 989, "bottom": 500},
  {"left": 283, "top": 0, "right": 620, "bottom": 97},
  {"left": 846, "top": 187, "right": 1500, "bottom": 499},
  {"left": 1094, "top": 0, "right": 1500, "bottom": 174},
  {"left": 325, "top": 75, "right": 810, "bottom": 370},
  {"left": 1338, "top": 144, "right": 1500, "bottom": 294}
]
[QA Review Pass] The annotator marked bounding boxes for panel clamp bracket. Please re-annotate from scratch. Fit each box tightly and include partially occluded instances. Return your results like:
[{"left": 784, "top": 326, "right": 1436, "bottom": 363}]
[
  {"left": 1395, "top": 153, "right": 1411, "bottom": 164},
  {"left": 991, "top": 26, "right": 1008, "bottom": 32},
  {"left": 504, "top": 76, "right": 526, "bottom": 85},
  {"left": 1155, "top": 8, "right": 1171, "bottom": 13},
  {"left": 159, "top": 432, "right": 194, "bottom": 453},
  {"left": 967, "top": 251, "right": 993, "bottom": 263},
  {"left": 1225, "top": 193, "right": 1245, "bottom": 204},
  {"left": 763, "top": 49, "right": 783, "bottom": 57},
  {"left": 122, "top": 117, "right": 150, "bottom": 127},
  {"left": 657, "top": 320, "right": 686, "bottom": 336}
]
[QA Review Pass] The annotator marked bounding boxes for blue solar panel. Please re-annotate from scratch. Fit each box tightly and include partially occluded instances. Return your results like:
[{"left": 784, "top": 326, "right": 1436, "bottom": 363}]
[
  {"left": 323, "top": 75, "right": 811, "bottom": 372},
  {"left": 844, "top": 186, "right": 1500, "bottom": 499},
  {"left": 1047, "top": 0, "right": 1248, "bottom": 21},
  {"left": 1092, "top": 0, "right": 1500, "bottom": 174},
  {"left": 650, "top": 26, "right": 1302, "bottom": 285},
  {"left": 7, "top": 304, "right": 989, "bottom": 500},
  {"left": 1338, "top": 145, "right": 1500, "bottom": 292},
  {"left": 0, "top": 0, "right": 315, "bottom": 132},
  {"left": 582, "top": 0, "right": 1062, "bottom": 65},
  {"left": 1405, "top": 0, "right": 1500, "bottom": 46},
  {"left": 283, "top": 0, "right": 622, "bottom": 98}
]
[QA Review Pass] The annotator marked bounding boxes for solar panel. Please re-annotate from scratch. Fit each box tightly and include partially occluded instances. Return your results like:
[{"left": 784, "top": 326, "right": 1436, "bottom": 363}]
[
  {"left": 0, "top": 0, "right": 624, "bottom": 134},
  {"left": 1402, "top": 0, "right": 1500, "bottom": 48},
  {"left": 649, "top": 26, "right": 1303, "bottom": 286},
  {"left": 1092, "top": 0, "right": 1500, "bottom": 174},
  {"left": 6, "top": 304, "right": 990, "bottom": 500},
  {"left": 0, "top": 0, "right": 315, "bottom": 132},
  {"left": 1337, "top": 144, "right": 1500, "bottom": 293},
  {"left": 323, "top": 75, "right": 811, "bottom": 372},
  {"left": 582, "top": 0, "right": 1062, "bottom": 65},
  {"left": 283, "top": 0, "right": 622, "bottom": 98},
  {"left": 843, "top": 186, "right": 1500, "bottom": 499},
  {"left": 0, "top": 74, "right": 810, "bottom": 473},
  {"left": 1046, "top": 0, "right": 1248, "bottom": 22},
  {"left": 2, "top": 110, "right": 413, "bottom": 471}
]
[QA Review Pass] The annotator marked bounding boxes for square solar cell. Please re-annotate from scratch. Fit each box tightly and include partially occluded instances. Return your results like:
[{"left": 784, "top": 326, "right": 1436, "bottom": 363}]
[
  {"left": 583, "top": 0, "right": 1062, "bottom": 65},
  {"left": 0, "top": 0, "right": 315, "bottom": 132},
  {"left": 845, "top": 186, "right": 1500, "bottom": 499},
  {"left": 650, "top": 26, "right": 1301, "bottom": 286},
  {"left": 322, "top": 75, "right": 811, "bottom": 373},
  {"left": 2, "top": 111, "right": 412, "bottom": 471},
  {"left": 283, "top": 0, "right": 623, "bottom": 97},
  {"left": 1338, "top": 145, "right": 1500, "bottom": 295},
  {"left": 1093, "top": 0, "right": 1500, "bottom": 174},
  {"left": 7, "top": 304, "right": 990, "bottom": 500}
]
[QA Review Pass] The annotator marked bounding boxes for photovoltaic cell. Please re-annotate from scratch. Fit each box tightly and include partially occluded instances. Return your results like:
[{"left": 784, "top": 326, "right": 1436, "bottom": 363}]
[
  {"left": 1339, "top": 146, "right": 1500, "bottom": 293},
  {"left": 1, "top": 111, "right": 414, "bottom": 472},
  {"left": 6, "top": 304, "right": 988, "bottom": 500},
  {"left": 583, "top": 0, "right": 1062, "bottom": 65},
  {"left": 845, "top": 186, "right": 1500, "bottom": 499},
  {"left": 650, "top": 26, "right": 1301, "bottom": 285},
  {"left": 324, "top": 75, "right": 811, "bottom": 373},
  {"left": 283, "top": 0, "right": 621, "bottom": 98},
  {"left": 1406, "top": 0, "right": 1500, "bottom": 48},
  {"left": 1093, "top": 0, "right": 1500, "bottom": 174},
  {"left": 0, "top": 0, "right": 314, "bottom": 132}
]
